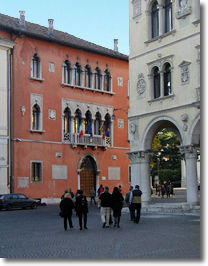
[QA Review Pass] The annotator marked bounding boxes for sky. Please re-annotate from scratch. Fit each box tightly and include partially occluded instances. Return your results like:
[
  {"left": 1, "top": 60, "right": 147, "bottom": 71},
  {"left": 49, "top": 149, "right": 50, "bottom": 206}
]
[{"left": 0, "top": 0, "right": 129, "bottom": 55}]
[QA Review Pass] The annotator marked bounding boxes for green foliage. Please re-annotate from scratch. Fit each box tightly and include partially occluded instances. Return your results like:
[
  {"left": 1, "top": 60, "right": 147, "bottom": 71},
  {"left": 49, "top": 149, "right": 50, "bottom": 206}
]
[{"left": 151, "top": 129, "right": 181, "bottom": 184}]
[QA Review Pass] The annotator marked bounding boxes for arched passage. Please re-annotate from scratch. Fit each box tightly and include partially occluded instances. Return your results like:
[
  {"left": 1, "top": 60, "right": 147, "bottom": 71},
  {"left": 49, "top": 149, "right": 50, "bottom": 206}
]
[{"left": 78, "top": 155, "right": 98, "bottom": 197}]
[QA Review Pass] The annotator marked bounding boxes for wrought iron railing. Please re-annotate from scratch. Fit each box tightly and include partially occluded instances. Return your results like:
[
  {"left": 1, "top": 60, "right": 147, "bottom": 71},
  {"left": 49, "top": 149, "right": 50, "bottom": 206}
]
[{"left": 63, "top": 133, "right": 111, "bottom": 147}]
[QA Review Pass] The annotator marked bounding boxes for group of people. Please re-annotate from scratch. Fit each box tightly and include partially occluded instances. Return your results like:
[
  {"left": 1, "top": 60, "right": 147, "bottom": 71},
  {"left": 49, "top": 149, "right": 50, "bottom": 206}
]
[
  {"left": 155, "top": 181, "right": 174, "bottom": 198},
  {"left": 59, "top": 184, "right": 143, "bottom": 231}
]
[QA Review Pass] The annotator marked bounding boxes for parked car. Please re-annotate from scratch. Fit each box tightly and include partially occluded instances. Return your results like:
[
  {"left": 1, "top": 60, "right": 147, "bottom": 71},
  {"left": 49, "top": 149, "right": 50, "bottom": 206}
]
[{"left": 0, "top": 193, "right": 38, "bottom": 211}]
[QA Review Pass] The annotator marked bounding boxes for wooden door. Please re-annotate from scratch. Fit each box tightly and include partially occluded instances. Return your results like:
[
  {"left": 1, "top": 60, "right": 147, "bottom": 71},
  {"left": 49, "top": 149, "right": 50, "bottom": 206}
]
[{"left": 80, "top": 169, "right": 95, "bottom": 197}]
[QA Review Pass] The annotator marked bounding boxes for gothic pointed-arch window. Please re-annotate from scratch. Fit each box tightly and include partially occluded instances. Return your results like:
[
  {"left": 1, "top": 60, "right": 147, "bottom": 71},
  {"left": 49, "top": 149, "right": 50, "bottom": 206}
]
[
  {"left": 94, "top": 67, "right": 102, "bottom": 90},
  {"left": 94, "top": 112, "right": 102, "bottom": 135},
  {"left": 31, "top": 53, "right": 41, "bottom": 79},
  {"left": 151, "top": 1, "right": 159, "bottom": 38},
  {"left": 32, "top": 104, "right": 41, "bottom": 130},
  {"left": 103, "top": 69, "right": 112, "bottom": 92},
  {"left": 84, "top": 64, "right": 92, "bottom": 88},
  {"left": 73, "top": 109, "right": 82, "bottom": 134},
  {"left": 104, "top": 113, "right": 111, "bottom": 138},
  {"left": 85, "top": 110, "right": 92, "bottom": 135},
  {"left": 63, "top": 60, "right": 72, "bottom": 84},
  {"left": 164, "top": 63, "right": 172, "bottom": 96},
  {"left": 74, "top": 62, "right": 82, "bottom": 86},
  {"left": 153, "top": 67, "right": 160, "bottom": 99},
  {"left": 63, "top": 107, "right": 71, "bottom": 135},
  {"left": 165, "top": 0, "right": 173, "bottom": 33}
]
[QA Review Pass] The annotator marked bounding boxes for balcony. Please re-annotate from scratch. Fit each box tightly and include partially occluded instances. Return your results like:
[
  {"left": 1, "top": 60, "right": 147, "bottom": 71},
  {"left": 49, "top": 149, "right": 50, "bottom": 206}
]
[{"left": 63, "top": 133, "right": 111, "bottom": 149}]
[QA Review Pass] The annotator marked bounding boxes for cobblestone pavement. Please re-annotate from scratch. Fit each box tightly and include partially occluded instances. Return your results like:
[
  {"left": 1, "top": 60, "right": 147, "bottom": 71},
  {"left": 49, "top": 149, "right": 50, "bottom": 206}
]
[{"left": 0, "top": 201, "right": 200, "bottom": 259}]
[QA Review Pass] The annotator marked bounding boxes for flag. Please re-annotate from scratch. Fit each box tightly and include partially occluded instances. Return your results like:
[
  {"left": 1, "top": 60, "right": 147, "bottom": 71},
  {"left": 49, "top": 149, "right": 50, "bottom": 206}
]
[
  {"left": 100, "top": 121, "right": 105, "bottom": 139},
  {"left": 78, "top": 121, "right": 83, "bottom": 137},
  {"left": 105, "top": 127, "right": 110, "bottom": 137},
  {"left": 87, "top": 122, "right": 93, "bottom": 137}
]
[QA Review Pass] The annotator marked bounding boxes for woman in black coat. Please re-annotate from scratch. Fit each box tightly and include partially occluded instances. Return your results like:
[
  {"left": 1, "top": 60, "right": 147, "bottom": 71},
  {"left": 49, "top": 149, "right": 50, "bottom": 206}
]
[
  {"left": 60, "top": 193, "right": 75, "bottom": 231},
  {"left": 112, "top": 186, "right": 124, "bottom": 228},
  {"left": 75, "top": 190, "right": 88, "bottom": 230}
]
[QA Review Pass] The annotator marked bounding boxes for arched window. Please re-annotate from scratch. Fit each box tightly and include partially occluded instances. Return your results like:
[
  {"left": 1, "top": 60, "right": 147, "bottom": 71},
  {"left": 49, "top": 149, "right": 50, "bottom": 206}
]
[
  {"left": 103, "top": 69, "right": 112, "bottom": 92},
  {"left": 104, "top": 113, "right": 111, "bottom": 138},
  {"left": 32, "top": 104, "right": 40, "bottom": 130},
  {"left": 63, "top": 107, "right": 71, "bottom": 135},
  {"left": 165, "top": 0, "right": 172, "bottom": 33},
  {"left": 164, "top": 63, "right": 172, "bottom": 96},
  {"left": 31, "top": 53, "right": 41, "bottom": 78},
  {"left": 151, "top": 1, "right": 159, "bottom": 38},
  {"left": 63, "top": 60, "right": 72, "bottom": 84},
  {"left": 85, "top": 110, "right": 92, "bottom": 135},
  {"left": 73, "top": 109, "right": 82, "bottom": 133},
  {"left": 94, "top": 112, "right": 102, "bottom": 135},
  {"left": 74, "top": 62, "right": 82, "bottom": 86},
  {"left": 94, "top": 67, "right": 102, "bottom": 90},
  {"left": 153, "top": 67, "right": 160, "bottom": 99},
  {"left": 84, "top": 64, "right": 92, "bottom": 88}
]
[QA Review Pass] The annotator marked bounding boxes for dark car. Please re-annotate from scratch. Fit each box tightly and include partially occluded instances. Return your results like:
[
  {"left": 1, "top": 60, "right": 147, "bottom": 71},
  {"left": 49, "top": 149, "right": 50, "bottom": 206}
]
[{"left": 0, "top": 193, "right": 38, "bottom": 211}]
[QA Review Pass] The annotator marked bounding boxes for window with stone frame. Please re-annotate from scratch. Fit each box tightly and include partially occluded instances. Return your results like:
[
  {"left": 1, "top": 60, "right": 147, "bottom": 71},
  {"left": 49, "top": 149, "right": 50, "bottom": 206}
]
[
  {"left": 73, "top": 109, "right": 82, "bottom": 133},
  {"left": 63, "top": 107, "right": 71, "bottom": 136},
  {"left": 84, "top": 64, "right": 92, "bottom": 88},
  {"left": 32, "top": 104, "right": 41, "bottom": 130},
  {"left": 94, "top": 67, "right": 102, "bottom": 90},
  {"left": 153, "top": 67, "right": 160, "bottom": 98},
  {"left": 74, "top": 62, "right": 82, "bottom": 86},
  {"left": 103, "top": 69, "right": 112, "bottom": 92},
  {"left": 164, "top": 0, "right": 173, "bottom": 33},
  {"left": 151, "top": 1, "right": 159, "bottom": 38},
  {"left": 84, "top": 110, "right": 92, "bottom": 135},
  {"left": 31, "top": 162, "right": 42, "bottom": 182},
  {"left": 31, "top": 53, "right": 41, "bottom": 79},
  {"left": 94, "top": 112, "right": 102, "bottom": 135},
  {"left": 164, "top": 63, "right": 172, "bottom": 96},
  {"left": 63, "top": 60, "right": 72, "bottom": 84}
]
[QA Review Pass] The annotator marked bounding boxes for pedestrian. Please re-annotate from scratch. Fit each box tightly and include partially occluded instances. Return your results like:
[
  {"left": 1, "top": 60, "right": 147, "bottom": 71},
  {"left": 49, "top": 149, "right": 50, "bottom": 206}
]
[
  {"left": 68, "top": 187, "right": 74, "bottom": 199},
  {"left": 61, "top": 189, "right": 68, "bottom": 200},
  {"left": 129, "top": 185, "right": 142, "bottom": 224},
  {"left": 161, "top": 184, "right": 166, "bottom": 198},
  {"left": 157, "top": 183, "right": 161, "bottom": 196},
  {"left": 75, "top": 190, "right": 88, "bottom": 230},
  {"left": 98, "top": 186, "right": 112, "bottom": 228},
  {"left": 118, "top": 185, "right": 122, "bottom": 194},
  {"left": 125, "top": 185, "right": 134, "bottom": 221},
  {"left": 90, "top": 187, "right": 96, "bottom": 205},
  {"left": 112, "top": 187, "right": 124, "bottom": 228},
  {"left": 97, "top": 184, "right": 104, "bottom": 197},
  {"left": 59, "top": 193, "right": 75, "bottom": 231}
]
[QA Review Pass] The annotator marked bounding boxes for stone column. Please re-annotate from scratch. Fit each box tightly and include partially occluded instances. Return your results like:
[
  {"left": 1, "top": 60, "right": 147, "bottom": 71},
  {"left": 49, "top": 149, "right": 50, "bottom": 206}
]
[
  {"left": 181, "top": 146, "right": 199, "bottom": 205},
  {"left": 127, "top": 151, "right": 151, "bottom": 206}
]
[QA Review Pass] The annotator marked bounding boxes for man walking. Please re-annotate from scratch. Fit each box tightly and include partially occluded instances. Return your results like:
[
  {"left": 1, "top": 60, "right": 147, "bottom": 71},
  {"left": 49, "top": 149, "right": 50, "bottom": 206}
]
[
  {"left": 129, "top": 185, "right": 142, "bottom": 224},
  {"left": 98, "top": 186, "right": 112, "bottom": 228},
  {"left": 125, "top": 185, "right": 134, "bottom": 221},
  {"left": 75, "top": 190, "right": 88, "bottom": 230}
]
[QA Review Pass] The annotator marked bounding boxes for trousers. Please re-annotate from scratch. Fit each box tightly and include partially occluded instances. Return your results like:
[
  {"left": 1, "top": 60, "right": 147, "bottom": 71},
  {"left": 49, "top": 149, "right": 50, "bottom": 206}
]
[{"left": 100, "top": 207, "right": 111, "bottom": 226}]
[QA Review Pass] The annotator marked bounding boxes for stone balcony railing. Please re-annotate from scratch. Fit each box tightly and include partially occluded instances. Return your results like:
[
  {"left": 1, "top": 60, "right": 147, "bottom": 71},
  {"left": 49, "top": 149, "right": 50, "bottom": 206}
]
[{"left": 63, "top": 133, "right": 111, "bottom": 149}]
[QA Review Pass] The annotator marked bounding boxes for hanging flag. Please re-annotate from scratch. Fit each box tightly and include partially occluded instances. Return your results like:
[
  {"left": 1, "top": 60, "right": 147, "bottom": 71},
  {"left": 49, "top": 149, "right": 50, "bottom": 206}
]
[
  {"left": 100, "top": 121, "right": 105, "bottom": 139},
  {"left": 105, "top": 127, "right": 110, "bottom": 137},
  {"left": 87, "top": 122, "right": 93, "bottom": 137},
  {"left": 78, "top": 121, "right": 83, "bottom": 137}
]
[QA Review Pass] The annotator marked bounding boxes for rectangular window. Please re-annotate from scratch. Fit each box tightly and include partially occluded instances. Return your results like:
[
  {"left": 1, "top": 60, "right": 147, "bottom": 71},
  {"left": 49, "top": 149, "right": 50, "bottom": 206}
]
[
  {"left": 31, "top": 162, "right": 42, "bottom": 182},
  {"left": 128, "top": 165, "right": 131, "bottom": 183}
]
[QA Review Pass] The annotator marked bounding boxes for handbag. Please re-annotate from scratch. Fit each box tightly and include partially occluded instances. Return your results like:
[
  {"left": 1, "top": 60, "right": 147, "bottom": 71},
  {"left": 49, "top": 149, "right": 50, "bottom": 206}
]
[{"left": 59, "top": 211, "right": 64, "bottom": 218}]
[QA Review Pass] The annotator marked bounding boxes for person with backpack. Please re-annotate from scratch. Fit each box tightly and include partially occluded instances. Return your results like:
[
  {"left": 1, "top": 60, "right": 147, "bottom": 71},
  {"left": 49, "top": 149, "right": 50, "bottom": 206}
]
[
  {"left": 59, "top": 193, "right": 75, "bottom": 231},
  {"left": 97, "top": 184, "right": 104, "bottom": 197},
  {"left": 129, "top": 185, "right": 143, "bottom": 224},
  {"left": 111, "top": 187, "right": 124, "bottom": 228},
  {"left": 75, "top": 190, "right": 88, "bottom": 230}
]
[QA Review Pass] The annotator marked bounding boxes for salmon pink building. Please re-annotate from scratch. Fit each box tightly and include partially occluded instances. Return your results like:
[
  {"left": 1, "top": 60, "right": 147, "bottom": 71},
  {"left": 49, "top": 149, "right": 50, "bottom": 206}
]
[{"left": 0, "top": 12, "right": 130, "bottom": 199}]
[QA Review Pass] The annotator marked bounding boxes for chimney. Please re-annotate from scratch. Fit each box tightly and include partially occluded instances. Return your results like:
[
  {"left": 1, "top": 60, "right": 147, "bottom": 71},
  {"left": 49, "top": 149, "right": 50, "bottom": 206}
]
[
  {"left": 19, "top": 10, "right": 25, "bottom": 28},
  {"left": 114, "top": 39, "right": 118, "bottom": 52},
  {"left": 48, "top": 19, "right": 54, "bottom": 36}
]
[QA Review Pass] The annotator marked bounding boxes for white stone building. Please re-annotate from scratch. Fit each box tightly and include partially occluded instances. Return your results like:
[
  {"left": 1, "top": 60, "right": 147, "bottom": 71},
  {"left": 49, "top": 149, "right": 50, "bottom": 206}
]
[
  {"left": 0, "top": 36, "right": 14, "bottom": 194},
  {"left": 128, "top": 0, "right": 200, "bottom": 205}
]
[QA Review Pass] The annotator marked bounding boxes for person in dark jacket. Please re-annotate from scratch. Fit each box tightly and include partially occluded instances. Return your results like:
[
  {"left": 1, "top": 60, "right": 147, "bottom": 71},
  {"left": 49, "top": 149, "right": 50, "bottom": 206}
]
[
  {"left": 75, "top": 190, "right": 88, "bottom": 230},
  {"left": 125, "top": 185, "right": 134, "bottom": 221},
  {"left": 98, "top": 186, "right": 112, "bottom": 228},
  {"left": 129, "top": 185, "right": 143, "bottom": 224},
  {"left": 59, "top": 193, "right": 75, "bottom": 231},
  {"left": 112, "top": 187, "right": 124, "bottom": 228}
]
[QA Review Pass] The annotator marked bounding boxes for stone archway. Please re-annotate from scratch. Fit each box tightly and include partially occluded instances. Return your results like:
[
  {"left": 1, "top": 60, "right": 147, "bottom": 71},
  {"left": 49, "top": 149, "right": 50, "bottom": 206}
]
[{"left": 77, "top": 155, "right": 98, "bottom": 197}]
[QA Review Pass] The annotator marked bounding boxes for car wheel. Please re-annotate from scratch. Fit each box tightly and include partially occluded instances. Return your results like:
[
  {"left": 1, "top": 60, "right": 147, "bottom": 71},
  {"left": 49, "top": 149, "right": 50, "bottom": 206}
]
[
  {"left": 6, "top": 204, "right": 12, "bottom": 211},
  {"left": 31, "top": 203, "right": 37, "bottom": 209}
]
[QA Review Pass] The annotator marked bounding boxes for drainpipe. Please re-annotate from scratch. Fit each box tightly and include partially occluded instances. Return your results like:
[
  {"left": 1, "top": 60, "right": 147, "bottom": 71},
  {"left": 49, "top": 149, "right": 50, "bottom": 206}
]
[{"left": 8, "top": 48, "right": 13, "bottom": 193}]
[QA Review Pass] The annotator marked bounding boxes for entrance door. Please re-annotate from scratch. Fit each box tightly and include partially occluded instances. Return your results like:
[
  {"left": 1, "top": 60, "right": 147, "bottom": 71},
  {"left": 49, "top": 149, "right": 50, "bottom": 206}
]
[{"left": 79, "top": 156, "right": 96, "bottom": 197}]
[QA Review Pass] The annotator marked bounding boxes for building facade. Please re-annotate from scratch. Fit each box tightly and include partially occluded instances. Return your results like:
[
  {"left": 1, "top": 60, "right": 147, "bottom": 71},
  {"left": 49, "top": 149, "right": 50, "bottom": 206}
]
[
  {"left": 0, "top": 36, "right": 14, "bottom": 194},
  {"left": 0, "top": 12, "right": 130, "bottom": 199},
  {"left": 128, "top": 0, "right": 200, "bottom": 205}
]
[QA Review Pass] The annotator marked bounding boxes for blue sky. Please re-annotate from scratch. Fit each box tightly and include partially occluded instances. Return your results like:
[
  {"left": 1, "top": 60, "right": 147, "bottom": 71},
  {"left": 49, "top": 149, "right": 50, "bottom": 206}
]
[{"left": 0, "top": 0, "right": 129, "bottom": 55}]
